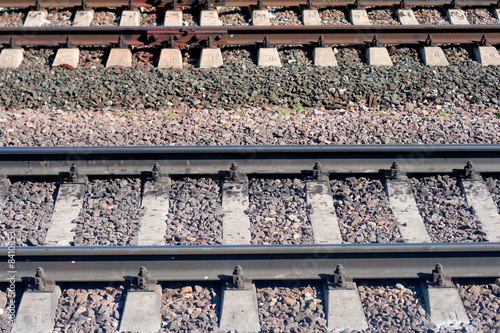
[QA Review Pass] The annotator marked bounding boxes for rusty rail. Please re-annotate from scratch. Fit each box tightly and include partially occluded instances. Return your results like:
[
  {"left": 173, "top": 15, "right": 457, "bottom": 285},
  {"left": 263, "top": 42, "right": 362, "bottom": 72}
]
[
  {"left": 0, "top": 0, "right": 497, "bottom": 7},
  {"left": 1, "top": 25, "right": 500, "bottom": 47}
]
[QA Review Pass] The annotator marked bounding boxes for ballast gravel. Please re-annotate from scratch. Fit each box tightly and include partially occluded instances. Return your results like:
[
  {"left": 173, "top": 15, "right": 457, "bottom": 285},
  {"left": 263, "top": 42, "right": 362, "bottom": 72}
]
[
  {"left": 2, "top": 44, "right": 500, "bottom": 110},
  {"left": 366, "top": 7, "right": 399, "bottom": 25},
  {"left": 413, "top": 7, "right": 449, "bottom": 25},
  {"left": 318, "top": 8, "right": 350, "bottom": 25},
  {"left": 160, "top": 282, "right": 220, "bottom": 332},
  {"left": 330, "top": 177, "right": 403, "bottom": 244},
  {"left": 0, "top": 180, "right": 56, "bottom": 247},
  {"left": 219, "top": 7, "right": 249, "bottom": 26},
  {"left": 0, "top": 9, "right": 24, "bottom": 27},
  {"left": 53, "top": 283, "right": 125, "bottom": 333},
  {"left": 465, "top": 8, "right": 497, "bottom": 24},
  {"left": 45, "top": 8, "right": 73, "bottom": 26},
  {"left": 0, "top": 285, "right": 17, "bottom": 333},
  {"left": 485, "top": 176, "right": 500, "bottom": 214},
  {"left": 247, "top": 178, "right": 314, "bottom": 245},
  {"left": 410, "top": 176, "right": 487, "bottom": 243},
  {"left": 256, "top": 282, "right": 327, "bottom": 333},
  {"left": 165, "top": 177, "right": 223, "bottom": 246},
  {"left": 456, "top": 279, "right": 500, "bottom": 332},
  {"left": 1, "top": 106, "right": 499, "bottom": 147},
  {"left": 358, "top": 280, "right": 435, "bottom": 332},
  {"left": 92, "top": 9, "right": 119, "bottom": 26},
  {"left": 72, "top": 178, "right": 143, "bottom": 246},
  {"left": 269, "top": 7, "right": 302, "bottom": 26}
]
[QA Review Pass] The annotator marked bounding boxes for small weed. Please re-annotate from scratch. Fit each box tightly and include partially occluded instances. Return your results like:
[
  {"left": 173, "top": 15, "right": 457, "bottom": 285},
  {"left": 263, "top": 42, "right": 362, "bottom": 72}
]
[
  {"left": 120, "top": 111, "right": 135, "bottom": 117},
  {"left": 234, "top": 104, "right": 247, "bottom": 117},
  {"left": 438, "top": 110, "right": 449, "bottom": 118},
  {"left": 294, "top": 102, "right": 304, "bottom": 112},
  {"left": 494, "top": 112, "right": 500, "bottom": 117},
  {"left": 166, "top": 110, "right": 175, "bottom": 119},
  {"left": 277, "top": 108, "right": 290, "bottom": 116}
]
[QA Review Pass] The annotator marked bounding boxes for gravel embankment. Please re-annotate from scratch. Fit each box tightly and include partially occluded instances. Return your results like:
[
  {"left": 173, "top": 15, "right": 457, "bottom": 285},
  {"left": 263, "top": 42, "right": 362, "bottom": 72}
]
[
  {"left": 456, "top": 278, "right": 500, "bottom": 332},
  {"left": 160, "top": 282, "right": 220, "bottom": 331},
  {"left": 53, "top": 283, "right": 125, "bottom": 332},
  {"left": 248, "top": 178, "right": 314, "bottom": 245},
  {"left": 330, "top": 177, "right": 403, "bottom": 244},
  {"left": 0, "top": 180, "right": 56, "bottom": 246},
  {"left": 72, "top": 178, "right": 143, "bottom": 246},
  {"left": 1, "top": 106, "right": 499, "bottom": 147},
  {"left": 485, "top": 176, "right": 500, "bottom": 214},
  {"left": 166, "top": 177, "right": 223, "bottom": 245},
  {"left": 257, "top": 282, "right": 327, "bottom": 332},
  {"left": 410, "top": 176, "right": 487, "bottom": 243},
  {"left": 1, "top": 44, "right": 500, "bottom": 110}
]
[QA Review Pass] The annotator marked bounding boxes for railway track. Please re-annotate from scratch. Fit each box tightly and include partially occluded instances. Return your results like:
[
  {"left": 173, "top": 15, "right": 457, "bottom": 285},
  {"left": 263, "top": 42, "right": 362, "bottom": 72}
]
[
  {"left": 0, "top": 145, "right": 499, "bottom": 331},
  {"left": 1, "top": 0, "right": 499, "bottom": 68},
  {"left": 0, "top": 0, "right": 499, "bottom": 8}
]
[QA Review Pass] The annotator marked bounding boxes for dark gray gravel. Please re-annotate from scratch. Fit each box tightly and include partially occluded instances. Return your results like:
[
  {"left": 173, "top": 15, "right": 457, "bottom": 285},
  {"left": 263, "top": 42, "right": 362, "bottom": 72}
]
[
  {"left": 53, "top": 283, "right": 125, "bottom": 333},
  {"left": 72, "top": 178, "right": 143, "bottom": 246},
  {"left": 330, "top": 177, "right": 403, "bottom": 244},
  {"left": 485, "top": 176, "right": 500, "bottom": 214},
  {"left": 358, "top": 280, "right": 435, "bottom": 333},
  {"left": 0, "top": 179, "right": 56, "bottom": 247},
  {"left": 410, "top": 176, "right": 487, "bottom": 243},
  {"left": 1, "top": 45, "right": 500, "bottom": 110},
  {"left": 166, "top": 177, "right": 223, "bottom": 245},
  {"left": 257, "top": 282, "right": 327, "bottom": 333},
  {"left": 160, "top": 282, "right": 220, "bottom": 332},
  {"left": 456, "top": 278, "right": 500, "bottom": 332},
  {"left": 248, "top": 178, "right": 314, "bottom": 245}
]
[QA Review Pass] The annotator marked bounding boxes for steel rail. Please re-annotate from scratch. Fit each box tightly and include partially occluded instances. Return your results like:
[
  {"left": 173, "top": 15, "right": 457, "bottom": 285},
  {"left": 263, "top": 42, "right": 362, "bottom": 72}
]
[
  {"left": 0, "top": 145, "right": 499, "bottom": 176},
  {"left": 0, "top": 0, "right": 497, "bottom": 8},
  {"left": 1, "top": 244, "right": 499, "bottom": 282},
  {"left": 1, "top": 25, "right": 500, "bottom": 47}
]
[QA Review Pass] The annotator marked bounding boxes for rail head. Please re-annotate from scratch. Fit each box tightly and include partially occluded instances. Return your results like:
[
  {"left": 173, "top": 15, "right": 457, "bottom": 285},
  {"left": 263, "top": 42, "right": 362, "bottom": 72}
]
[
  {"left": 0, "top": 144, "right": 499, "bottom": 176},
  {"left": 1, "top": 25, "right": 500, "bottom": 47},
  {"left": 2, "top": 243, "right": 500, "bottom": 282}
]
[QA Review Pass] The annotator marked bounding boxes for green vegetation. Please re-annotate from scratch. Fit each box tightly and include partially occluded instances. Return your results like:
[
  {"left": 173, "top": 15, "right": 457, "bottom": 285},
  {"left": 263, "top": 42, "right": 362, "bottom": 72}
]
[
  {"left": 294, "top": 102, "right": 304, "bottom": 112},
  {"left": 120, "top": 111, "right": 135, "bottom": 117},
  {"left": 438, "top": 110, "right": 449, "bottom": 118},
  {"left": 277, "top": 108, "right": 290, "bottom": 116},
  {"left": 494, "top": 112, "right": 500, "bottom": 118},
  {"left": 166, "top": 110, "right": 175, "bottom": 119}
]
